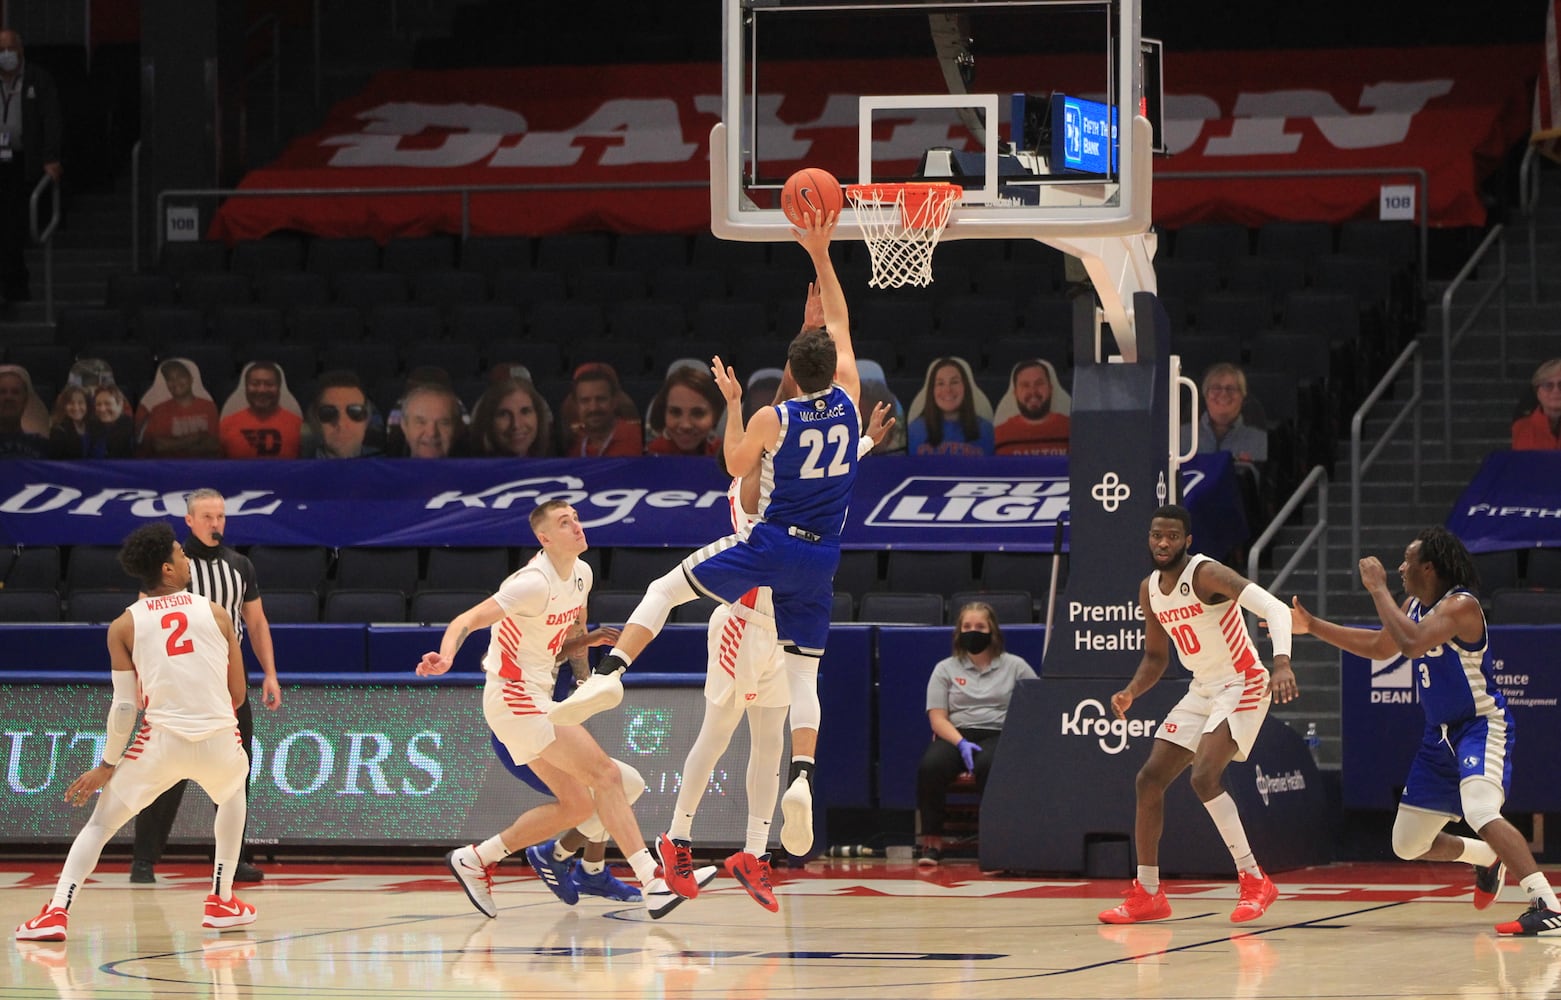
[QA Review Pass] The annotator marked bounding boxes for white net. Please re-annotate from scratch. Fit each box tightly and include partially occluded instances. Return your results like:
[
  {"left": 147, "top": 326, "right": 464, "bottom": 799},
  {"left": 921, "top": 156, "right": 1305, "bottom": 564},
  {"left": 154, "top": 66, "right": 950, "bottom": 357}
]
[{"left": 845, "top": 183, "right": 962, "bottom": 289}]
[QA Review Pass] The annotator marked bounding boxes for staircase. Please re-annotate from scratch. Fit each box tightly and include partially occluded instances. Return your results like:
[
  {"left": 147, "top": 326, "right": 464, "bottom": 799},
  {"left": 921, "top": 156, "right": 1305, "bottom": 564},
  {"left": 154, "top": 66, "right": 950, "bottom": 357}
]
[
  {"left": 4, "top": 184, "right": 133, "bottom": 343},
  {"left": 1261, "top": 163, "right": 1561, "bottom": 768}
]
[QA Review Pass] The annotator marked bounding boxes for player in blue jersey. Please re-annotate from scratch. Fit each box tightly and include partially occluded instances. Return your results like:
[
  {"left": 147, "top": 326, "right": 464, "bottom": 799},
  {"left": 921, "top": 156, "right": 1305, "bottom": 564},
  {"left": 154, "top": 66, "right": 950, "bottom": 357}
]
[
  {"left": 551, "top": 210, "right": 861, "bottom": 878},
  {"left": 1292, "top": 526, "right": 1560, "bottom": 937}
]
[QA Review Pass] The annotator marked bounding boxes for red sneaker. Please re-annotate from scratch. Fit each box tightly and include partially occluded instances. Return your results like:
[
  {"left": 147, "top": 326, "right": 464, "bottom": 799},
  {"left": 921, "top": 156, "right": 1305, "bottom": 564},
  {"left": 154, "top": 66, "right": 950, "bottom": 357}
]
[
  {"left": 15, "top": 904, "right": 68, "bottom": 942},
  {"left": 656, "top": 834, "right": 699, "bottom": 899},
  {"left": 1231, "top": 870, "right": 1278, "bottom": 923},
  {"left": 201, "top": 894, "right": 257, "bottom": 930},
  {"left": 1472, "top": 861, "right": 1507, "bottom": 910},
  {"left": 725, "top": 851, "right": 779, "bottom": 912},
  {"left": 1098, "top": 881, "right": 1172, "bottom": 924}
]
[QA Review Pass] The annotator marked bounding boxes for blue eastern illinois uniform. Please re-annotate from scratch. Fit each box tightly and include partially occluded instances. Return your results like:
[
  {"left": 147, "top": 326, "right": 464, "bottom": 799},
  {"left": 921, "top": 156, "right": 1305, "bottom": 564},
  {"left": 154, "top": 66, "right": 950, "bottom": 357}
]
[
  {"left": 682, "top": 385, "right": 859, "bottom": 656},
  {"left": 1400, "top": 588, "right": 1515, "bottom": 817}
]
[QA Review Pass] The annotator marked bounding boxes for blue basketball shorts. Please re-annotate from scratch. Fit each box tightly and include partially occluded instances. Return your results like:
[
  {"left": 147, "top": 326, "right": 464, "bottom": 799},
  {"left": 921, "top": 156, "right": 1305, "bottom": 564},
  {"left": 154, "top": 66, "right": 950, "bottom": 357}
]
[
  {"left": 681, "top": 521, "right": 839, "bottom": 657},
  {"left": 1400, "top": 712, "right": 1514, "bottom": 817}
]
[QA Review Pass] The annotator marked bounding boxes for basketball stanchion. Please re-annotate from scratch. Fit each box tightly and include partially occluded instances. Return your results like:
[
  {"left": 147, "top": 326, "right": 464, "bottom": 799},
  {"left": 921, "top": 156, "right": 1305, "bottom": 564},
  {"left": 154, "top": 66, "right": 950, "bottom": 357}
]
[{"left": 845, "top": 182, "right": 963, "bottom": 289}]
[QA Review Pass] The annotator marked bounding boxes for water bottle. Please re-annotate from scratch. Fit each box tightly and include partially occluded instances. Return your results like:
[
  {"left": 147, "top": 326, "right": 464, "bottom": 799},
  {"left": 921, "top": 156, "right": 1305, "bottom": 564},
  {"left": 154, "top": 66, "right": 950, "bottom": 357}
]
[
  {"left": 1304, "top": 722, "right": 1321, "bottom": 762},
  {"left": 826, "top": 845, "right": 878, "bottom": 858}
]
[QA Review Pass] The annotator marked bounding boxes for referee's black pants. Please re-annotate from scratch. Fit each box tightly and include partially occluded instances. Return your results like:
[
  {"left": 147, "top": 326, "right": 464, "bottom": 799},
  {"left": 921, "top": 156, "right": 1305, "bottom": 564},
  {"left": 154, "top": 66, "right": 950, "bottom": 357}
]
[{"left": 132, "top": 699, "right": 255, "bottom": 864}]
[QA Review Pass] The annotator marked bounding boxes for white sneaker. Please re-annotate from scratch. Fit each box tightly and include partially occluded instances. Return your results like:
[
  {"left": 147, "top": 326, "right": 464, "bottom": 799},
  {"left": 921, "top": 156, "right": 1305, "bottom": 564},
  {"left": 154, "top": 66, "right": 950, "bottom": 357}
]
[
  {"left": 446, "top": 845, "right": 498, "bottom": 918},
  {"left": 644, "top": 865, "right": 718, "bottom": 920},
  {"left": 549, "top": 669, "right": 625, "bottom": 726},
  {"left": 780, "top": 775, "right": 814, "bottom": 856}
]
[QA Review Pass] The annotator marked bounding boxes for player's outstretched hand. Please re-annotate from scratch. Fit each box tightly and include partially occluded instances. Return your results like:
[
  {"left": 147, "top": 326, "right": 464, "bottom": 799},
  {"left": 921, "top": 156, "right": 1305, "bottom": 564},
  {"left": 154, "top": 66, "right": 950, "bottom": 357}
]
[
  {"left": 710, "top": 356, "right": 743, "bottom": 406},
  {"left": 562, "top": 626, "right": 620, "bottom": 659},
  {"left": 416, "top": 651, "right": 452, "bottom": 677},
  {"left": 1288, "top": 596, "right": 1314, "bottom": 635},
  {"left": 793, "top": 208, "right": 839, "bottom": 250},
  {"left": 64, "top": 765, "right": 112, "bottom": 807},
  {"left": 864, "top": 400, "right": 896, "bottom": 448},
  {"left": 802, "top": 281, "right": 824, "bottom": 330},
  {"left": 1109, "top": 689, "right": 1133, "bottom": 720}
]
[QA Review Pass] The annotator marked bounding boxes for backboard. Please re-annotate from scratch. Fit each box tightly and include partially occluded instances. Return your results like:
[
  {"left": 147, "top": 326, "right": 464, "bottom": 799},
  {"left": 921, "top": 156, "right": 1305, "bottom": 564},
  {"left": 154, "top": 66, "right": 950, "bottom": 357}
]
[{"left": 713, "top": 0, "right": 1154, "bottom": 243}]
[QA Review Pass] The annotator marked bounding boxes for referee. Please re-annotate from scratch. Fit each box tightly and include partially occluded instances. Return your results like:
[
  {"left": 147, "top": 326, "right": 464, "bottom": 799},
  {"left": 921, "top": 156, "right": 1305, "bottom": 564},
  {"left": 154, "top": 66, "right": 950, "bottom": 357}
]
[{"left": 130, "top": 488, "right": 282, "bottom": 884}]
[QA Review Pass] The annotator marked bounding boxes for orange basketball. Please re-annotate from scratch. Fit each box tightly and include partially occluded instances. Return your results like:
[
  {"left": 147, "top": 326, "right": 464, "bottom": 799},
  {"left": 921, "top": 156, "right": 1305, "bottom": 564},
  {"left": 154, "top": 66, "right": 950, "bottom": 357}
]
[{"left": 780, "top": 168, "right": 844, "bottom": 227}]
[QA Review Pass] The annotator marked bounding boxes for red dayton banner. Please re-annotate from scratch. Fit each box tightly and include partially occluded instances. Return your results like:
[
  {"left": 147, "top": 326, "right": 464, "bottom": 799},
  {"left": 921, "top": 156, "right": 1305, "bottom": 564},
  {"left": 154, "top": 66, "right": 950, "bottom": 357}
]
[{"left": 210, "top": 46, "right": 1535, "bottom": 242}]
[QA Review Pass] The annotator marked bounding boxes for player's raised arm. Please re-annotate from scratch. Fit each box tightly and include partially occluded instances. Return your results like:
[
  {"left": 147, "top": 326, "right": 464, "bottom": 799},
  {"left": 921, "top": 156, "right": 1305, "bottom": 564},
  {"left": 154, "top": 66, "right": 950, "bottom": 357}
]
[
  {"left": 418, "top": 597, "right": 507, "bottom": 676},
  {"left": 795, "top": 210, "right": 859, "bottom": 408},
  {"left": 712, "top": 357, "right": 780, "bottom": 479}
]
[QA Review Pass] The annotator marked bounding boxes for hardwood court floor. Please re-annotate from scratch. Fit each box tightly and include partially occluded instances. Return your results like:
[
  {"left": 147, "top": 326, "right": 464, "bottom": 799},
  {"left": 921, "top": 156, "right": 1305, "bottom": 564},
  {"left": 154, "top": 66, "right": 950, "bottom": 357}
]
[{"left": 4, "top": 858, "right": 1558, "bottom": 999}]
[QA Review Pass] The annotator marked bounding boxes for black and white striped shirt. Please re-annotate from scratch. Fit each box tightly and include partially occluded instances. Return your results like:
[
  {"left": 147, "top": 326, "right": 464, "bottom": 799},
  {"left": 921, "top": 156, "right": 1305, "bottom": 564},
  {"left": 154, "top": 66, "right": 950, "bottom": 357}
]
[{"left": 183, "top": 540, "right": 259, "bottom": 641}]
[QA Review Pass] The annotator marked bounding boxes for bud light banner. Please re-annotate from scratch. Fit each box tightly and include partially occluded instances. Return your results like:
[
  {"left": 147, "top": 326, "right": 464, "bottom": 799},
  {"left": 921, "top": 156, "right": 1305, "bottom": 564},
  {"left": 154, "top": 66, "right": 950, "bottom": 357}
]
[
  {"left": 0, "top": 455, "right": 1243, "bottom": 553},
  {"left": 1444, "top": 452, "right": 1561, "bottom": 553}
]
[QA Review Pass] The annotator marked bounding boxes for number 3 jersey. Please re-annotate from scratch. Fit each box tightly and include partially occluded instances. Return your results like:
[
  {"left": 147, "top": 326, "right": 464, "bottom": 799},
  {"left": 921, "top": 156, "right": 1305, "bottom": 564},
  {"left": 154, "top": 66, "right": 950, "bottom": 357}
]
[
  {"left": 482, "top": 552, "right": 592, "bottom": 705},
  {"left": 1407, "top": 588, "right": 1508, "bottom": 726},
  {"left": 1148, "top": 554, "right": 1268, "bottom": 686},
  {"left": 757, "top": 385, "right": 860, "bottom": 540},
  {"left": 128, "top": 592, "right": 236, "bottom": 739}
]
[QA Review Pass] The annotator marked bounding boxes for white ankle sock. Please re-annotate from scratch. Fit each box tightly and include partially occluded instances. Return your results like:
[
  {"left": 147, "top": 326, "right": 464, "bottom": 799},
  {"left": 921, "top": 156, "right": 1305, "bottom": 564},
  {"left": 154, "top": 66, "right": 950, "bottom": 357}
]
[
  {"left": 1521, "top": 871, "right": 1561, "bottom": 911},
  {"left": 1138, "top": 865, "right": 1160, "bottom": 895}
]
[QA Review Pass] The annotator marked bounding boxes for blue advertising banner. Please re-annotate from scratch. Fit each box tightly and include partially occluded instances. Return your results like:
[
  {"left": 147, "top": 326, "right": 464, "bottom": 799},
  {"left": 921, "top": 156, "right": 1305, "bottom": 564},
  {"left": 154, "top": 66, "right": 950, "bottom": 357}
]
[
  {"left": 1341, "top": 626, "right": 1561, "bottom": 812},
  {"left": 1444, "top": 452, "right": 1561, "bottom": 553},
  {"left": 0, "top": 454, "right": 1243, "bottom": 552}
]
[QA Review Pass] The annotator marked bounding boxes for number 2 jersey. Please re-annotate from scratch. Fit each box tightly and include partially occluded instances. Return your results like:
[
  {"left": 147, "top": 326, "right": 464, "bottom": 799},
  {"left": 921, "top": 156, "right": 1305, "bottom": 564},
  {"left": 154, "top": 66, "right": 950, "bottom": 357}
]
[
  {"left": 128, "top": 591, "right": 236, "bottom": 740},
  {"left": 1148, "top": 554, "right": 1269, "bottom": 687},
  {"left": 481, "top": 552, "right": 592, "bottom": 709},
  {"left": 1407, "top": 587, "right": 1509, "bottom": 727},
  {"left": 756, "top": 384, "right": 860, "bottom": 540}
]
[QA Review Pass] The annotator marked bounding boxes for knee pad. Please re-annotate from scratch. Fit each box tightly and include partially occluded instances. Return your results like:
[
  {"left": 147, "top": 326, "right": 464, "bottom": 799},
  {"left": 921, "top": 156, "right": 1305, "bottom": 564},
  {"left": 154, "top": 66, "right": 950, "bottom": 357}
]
[
  {"left": 626, "top": 567, "right": 700, "bottom": 633},
  {"left": 615, "top": 759, "right": 645, "bottom": 807},
  {"left": 783, "top": 650, "right": 821, "bottom": 731},
  {"left": 1391, "top": 806, "right": 1448, "bottom": 860},
  {"left": 1460, "top": 777, "right": 1507, "bottom": 832}
]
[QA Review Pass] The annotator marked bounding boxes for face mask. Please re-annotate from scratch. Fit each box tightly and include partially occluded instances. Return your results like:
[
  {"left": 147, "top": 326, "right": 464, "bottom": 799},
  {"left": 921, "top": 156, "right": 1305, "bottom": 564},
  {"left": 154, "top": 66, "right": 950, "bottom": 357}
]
[
  {"left": 956, "top": 631, "right": 992, "bottom": 655},
  {"left": 0, "top": 52, "right": 19, "bottom": 73}
]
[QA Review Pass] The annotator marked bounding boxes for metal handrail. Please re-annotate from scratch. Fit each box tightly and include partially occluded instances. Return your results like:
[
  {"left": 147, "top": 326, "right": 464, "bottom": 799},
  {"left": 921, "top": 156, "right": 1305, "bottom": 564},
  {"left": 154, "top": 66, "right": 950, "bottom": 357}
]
[
  {"left": 1158, "top": 166, "right": 1430, "bottom": 291},
  {"left": 1350, "top": 341, "right": 1423, "bottom": 568},
  {"left": 130, "top": 140, "right": 143, "bottom": 272},
  {"left": 154, "top": 180, "right": 707, "bottom": 260},
  {"left": 1519, "top": 145, "right": 1541, "bottom": 304},
  {"left": 1247, "top": 465, "right": 1329, "bottom": 618},
  {"left": 245, "top": 13, "right": 282, "bottom": 145},
  {"left": 28, "top": 174, "right": 62, "bottom": 325},
  {"left": 1439, "top": 225, "right": 1508, "bottom": 458}
]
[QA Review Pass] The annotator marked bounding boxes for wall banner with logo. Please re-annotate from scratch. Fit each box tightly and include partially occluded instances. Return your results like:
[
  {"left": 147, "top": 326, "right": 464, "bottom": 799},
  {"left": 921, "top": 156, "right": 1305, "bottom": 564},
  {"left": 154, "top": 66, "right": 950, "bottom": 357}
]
[
  {"left": 209, "top": 45, "right": 1532, "bottom": 241},
  {"left": 0, "top": 454, "right": 1243, "bottom": 553},
  {"left": 981, "top": 677, "right": 1330, "bottom": 875},
  {"left": 1443, "top": 452, "right": 1561, "bottom": 553},
  {"left": 1341, "top": 626, "right": 1561, "bottom": 813}
]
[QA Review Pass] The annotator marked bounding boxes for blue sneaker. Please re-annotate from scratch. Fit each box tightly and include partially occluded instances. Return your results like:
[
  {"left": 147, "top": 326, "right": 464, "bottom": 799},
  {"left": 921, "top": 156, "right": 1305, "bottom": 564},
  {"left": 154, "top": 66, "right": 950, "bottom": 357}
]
[
  {"left": 525, "top": 841, "right": 579, "bottom": 906},
  {"left": 571, "top": 865, "right": 643, "bottom": 902}
]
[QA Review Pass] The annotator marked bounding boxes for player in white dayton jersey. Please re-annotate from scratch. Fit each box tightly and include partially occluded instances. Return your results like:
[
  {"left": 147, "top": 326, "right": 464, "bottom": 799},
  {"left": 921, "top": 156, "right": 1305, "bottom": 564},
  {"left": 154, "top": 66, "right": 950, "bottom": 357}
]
[
  {"left": 660, "top": 398, "right": 893, "bottom": 911},
  {"left": 16, "top": 523, "right": 253, "bottom": 943},
  {"left": 417, "top": 500, "right": 707, "bottom": 920},
  {"left": 1097, "top": 504, "right": 1298, "bottom": 927}
]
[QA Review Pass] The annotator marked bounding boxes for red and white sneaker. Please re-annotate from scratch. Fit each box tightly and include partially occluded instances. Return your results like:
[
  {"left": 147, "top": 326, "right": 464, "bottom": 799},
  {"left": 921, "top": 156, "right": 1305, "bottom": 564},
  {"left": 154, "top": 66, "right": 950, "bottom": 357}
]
[
  {"left": 1098, "top": 881, "right": 1172, "bottom": 924},
  {"left": 201, "top": 894, "right": 257, "bottom": 930},
  {"left": 656, "top": 834, "right": 699, "bottom": 899},
  {"left": 725, "top": 851, "right": 779, "bottom": 912},
  {"left": 15, "top": 904, "right": 68, "bottom": 942},
  {"left": 1230, "top": 870, "right": 1278, "bottom": 923}
]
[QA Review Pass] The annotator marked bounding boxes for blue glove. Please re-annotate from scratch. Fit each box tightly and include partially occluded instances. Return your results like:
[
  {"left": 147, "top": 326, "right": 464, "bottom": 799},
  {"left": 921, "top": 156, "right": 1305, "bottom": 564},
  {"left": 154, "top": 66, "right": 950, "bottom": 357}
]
[{"left": 957, "top": 739, "right": 982, "bottom": 773}]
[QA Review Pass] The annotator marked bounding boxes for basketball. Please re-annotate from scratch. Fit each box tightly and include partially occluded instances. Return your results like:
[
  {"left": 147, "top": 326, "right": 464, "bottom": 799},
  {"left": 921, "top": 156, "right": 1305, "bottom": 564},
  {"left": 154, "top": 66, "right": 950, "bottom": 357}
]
[{"left": 780, "top": 168, "right": 844, "bottom": 227}]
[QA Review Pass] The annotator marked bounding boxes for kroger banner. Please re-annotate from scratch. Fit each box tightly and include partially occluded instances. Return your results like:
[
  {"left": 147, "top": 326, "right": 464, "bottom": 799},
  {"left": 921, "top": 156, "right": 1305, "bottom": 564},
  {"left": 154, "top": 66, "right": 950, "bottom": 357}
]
[
  {"left": 209, "top": 46, "right": 1533, "bottom": 242},
  {"left": 1444, "top": 451, "right": 1561, "bottom": 553},
  {"left": 0, "top": 454, "right": 1242, "bottom": 552}
]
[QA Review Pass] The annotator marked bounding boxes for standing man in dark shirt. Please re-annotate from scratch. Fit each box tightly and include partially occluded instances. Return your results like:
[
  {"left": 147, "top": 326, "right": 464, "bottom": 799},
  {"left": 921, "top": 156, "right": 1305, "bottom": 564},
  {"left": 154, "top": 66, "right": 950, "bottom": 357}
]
[
  {"left": 130, "top": 489, "right": 282, "bottom": 884},
  {"left": 0, "top": 29, "right": 62, "bottom": 305}
]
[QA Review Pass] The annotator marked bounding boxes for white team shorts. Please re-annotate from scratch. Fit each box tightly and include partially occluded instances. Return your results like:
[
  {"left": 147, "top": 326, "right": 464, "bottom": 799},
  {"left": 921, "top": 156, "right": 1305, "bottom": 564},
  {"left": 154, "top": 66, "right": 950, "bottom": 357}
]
[
  {"left": 704, "top": 599, "right": 789, "bottom": 709},
  {"left": 484, "top": 677, "right": 557, "bottom": 767},
  {"left": 1154, "top": 671, "right": 1271, "bottom": 762},
  {"left": 107, "top": 724, "right": 249, "bottom": 811}
]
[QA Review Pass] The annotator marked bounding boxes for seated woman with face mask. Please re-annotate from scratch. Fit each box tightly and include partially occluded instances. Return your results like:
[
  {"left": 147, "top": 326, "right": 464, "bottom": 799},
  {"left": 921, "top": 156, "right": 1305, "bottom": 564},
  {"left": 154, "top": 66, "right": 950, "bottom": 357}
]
[{"left": 916, "top": 601, "right": 1037, "bottom": 866}]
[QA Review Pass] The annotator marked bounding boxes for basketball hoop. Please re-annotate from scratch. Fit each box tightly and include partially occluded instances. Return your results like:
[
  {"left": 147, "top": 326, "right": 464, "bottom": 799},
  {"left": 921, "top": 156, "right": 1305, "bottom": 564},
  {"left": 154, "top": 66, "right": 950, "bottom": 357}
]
[{"left": 845, "top": 182, "right": 962, "bottom": 289}]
